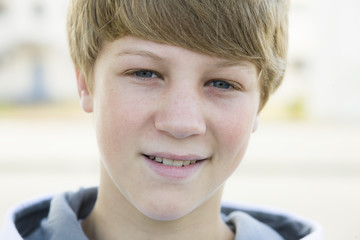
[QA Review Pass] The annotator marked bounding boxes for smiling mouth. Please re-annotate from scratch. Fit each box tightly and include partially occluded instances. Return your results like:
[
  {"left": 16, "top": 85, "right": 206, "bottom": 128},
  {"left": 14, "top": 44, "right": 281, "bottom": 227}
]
[{"left": 144, "top": 154, "right": 203, "bottom": 167}]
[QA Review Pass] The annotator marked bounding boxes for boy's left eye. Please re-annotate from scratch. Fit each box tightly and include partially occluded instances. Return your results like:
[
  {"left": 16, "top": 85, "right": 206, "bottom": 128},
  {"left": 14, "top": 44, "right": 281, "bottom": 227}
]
[{"left": 208, "top": 80, "right": 233, "bottom": 89}]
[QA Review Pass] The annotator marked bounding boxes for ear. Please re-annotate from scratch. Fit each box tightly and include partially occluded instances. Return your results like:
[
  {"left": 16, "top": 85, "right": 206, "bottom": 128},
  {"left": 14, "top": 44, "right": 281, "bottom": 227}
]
[
  {"left": 252, "top": 115, "right": 259, "bottom": 133},
  {"left": 75, "top": 68, "right": 93, "bottom": 113}
]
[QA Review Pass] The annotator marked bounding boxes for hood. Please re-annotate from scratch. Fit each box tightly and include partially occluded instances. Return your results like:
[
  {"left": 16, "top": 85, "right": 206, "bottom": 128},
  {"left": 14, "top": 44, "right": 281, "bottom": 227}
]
[
  {"left": 0, "top": 188, "right": 322, "bottom": 240},
  {"left": 222, "top": 201, "right": 322, "bottom": 240}
]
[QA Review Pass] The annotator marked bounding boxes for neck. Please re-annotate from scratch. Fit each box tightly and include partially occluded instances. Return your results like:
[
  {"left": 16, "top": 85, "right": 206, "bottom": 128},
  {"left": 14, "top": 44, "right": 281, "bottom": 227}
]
[{"left": 82, "top": 167, "right": 234, "bottom": 240}]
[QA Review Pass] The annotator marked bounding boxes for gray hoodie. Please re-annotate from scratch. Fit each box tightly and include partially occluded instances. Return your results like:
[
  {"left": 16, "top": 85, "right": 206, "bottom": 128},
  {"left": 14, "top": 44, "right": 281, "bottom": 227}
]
[{"left": 0, "top": 188, "right": 322, "bottom": 240}]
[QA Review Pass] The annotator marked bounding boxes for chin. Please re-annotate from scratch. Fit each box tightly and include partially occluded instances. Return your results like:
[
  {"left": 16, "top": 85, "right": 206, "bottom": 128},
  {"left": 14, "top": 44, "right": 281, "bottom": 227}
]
[
  {"left": 137, "top": 201, "right": 195, "bottom": 222},
  {"left": 142, "top": 210, "right": 189, "bottom": 222}
]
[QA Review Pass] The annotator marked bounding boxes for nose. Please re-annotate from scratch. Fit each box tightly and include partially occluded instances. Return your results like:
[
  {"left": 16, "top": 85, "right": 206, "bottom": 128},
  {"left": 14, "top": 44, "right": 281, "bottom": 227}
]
[{"left": 154, "top": 89, "right": 206, "bottom": 139}]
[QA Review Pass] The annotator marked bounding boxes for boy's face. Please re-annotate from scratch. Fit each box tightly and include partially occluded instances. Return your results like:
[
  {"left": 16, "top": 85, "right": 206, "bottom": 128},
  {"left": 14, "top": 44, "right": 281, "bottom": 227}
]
[{"left": 78, "top": 36, "right": 260, "bottom": 221}]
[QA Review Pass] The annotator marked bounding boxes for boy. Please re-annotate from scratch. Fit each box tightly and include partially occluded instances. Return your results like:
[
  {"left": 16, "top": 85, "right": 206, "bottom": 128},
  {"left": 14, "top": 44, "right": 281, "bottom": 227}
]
[{"left": 1, "top": 0, "right": 322, "bottom": 239}]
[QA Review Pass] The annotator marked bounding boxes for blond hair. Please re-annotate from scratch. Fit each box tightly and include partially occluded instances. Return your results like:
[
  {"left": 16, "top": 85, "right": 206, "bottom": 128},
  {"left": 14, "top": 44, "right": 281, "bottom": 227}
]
[{"left": 67, "top": 0, "right": 289, "bottom": 110}]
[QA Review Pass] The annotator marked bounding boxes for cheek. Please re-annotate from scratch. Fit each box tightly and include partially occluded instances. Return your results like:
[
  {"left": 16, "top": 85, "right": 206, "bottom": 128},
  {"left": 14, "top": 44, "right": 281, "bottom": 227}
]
[
  {"left": 217, "top": 112, "right": 254, "bottom": 146},
  {"left": 93, "top": 92, "right": 148, "bottom": 157},
  {"left": 211, "top": 104, "right": 257, "bottom": 164}
]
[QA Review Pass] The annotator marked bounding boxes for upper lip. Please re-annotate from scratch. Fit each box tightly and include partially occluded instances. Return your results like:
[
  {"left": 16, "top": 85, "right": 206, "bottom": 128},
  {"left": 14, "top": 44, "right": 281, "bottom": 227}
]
[{"left": 143, "top": 152, "right": 208, "bottom": 161}]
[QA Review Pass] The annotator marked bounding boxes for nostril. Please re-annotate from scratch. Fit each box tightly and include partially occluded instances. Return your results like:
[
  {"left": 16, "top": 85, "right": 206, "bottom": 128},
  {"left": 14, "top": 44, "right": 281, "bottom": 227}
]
[
  {"left": 154, "top": 116, "right": 206, "bottom": 139},
  {"left": 155, "top": 123, "right": 206, "bottom": 139}
]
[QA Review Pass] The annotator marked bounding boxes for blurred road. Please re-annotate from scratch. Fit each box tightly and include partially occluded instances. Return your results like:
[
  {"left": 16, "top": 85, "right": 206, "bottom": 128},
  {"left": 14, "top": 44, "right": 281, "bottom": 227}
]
[{"left": 0, "top": 106, "right": 359, "bottom": 240}]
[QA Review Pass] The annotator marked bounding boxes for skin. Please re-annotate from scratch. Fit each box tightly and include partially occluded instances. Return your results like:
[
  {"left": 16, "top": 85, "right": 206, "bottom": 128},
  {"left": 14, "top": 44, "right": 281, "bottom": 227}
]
[{"left": 77, "top": 36, "right": 260, "bottom": 240}]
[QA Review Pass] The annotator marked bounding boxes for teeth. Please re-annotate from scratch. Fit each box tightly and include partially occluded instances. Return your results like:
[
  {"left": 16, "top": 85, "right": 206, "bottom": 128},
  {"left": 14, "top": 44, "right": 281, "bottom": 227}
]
[
  {"left": 183, "top": 160, "right": 191, "bottom": 166},
  {"left": 148, "top": 155, "right": 199, "bottom": 167},
  {"left": 162, "top": 158, "right": 174, "bottom": 166},
  {"left": 154, "top": 157, "right": 163, "bottom": 163},
  {"left": 173, "top": 160, "right": 184, "bottom": 167}
]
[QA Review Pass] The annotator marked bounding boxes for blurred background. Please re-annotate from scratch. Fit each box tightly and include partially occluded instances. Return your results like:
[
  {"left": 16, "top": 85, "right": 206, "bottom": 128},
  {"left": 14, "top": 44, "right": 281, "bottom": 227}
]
[{"left": 0, "top": 0, "right": 359, "bottom": 239}]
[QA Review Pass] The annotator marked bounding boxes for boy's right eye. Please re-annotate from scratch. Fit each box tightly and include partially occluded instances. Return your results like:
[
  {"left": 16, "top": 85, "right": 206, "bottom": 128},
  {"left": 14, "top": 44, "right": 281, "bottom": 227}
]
[{"left": 133, "top": 70, "right": 159, "bottom": 78}]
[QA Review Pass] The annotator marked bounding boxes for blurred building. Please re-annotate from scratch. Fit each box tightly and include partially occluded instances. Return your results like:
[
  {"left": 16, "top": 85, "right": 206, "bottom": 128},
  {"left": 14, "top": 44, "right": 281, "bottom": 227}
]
[
  {"left": 0, "top": 0, "right": 75, "bottom": 103},
  {"left": 271, "top": 0, "right": 360, "bottom": 121}
]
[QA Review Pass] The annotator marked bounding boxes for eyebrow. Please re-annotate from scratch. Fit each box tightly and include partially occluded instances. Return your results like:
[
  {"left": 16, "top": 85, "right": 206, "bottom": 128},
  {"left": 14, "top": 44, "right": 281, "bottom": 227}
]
[
  {"left": 117, "top": 50, "right": 164, "bottom": 61},
  {"left": 214, "top": 59, "right": 254, "bottom": 69},
  {"left": 117, "top": 49, "right": 254, "bottom": 70}
]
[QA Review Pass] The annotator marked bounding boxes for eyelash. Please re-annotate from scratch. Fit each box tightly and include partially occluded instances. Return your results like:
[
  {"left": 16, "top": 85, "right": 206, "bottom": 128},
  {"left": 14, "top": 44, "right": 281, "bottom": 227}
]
[
  {"left": 126, "top": 69, "right": 161, "bottom": 79},
  {"left": 125, "top": 69, "right": 242, "bottom": 91},
  {"left": 206, "top": 80, "right": 241, "bottom": 90}
]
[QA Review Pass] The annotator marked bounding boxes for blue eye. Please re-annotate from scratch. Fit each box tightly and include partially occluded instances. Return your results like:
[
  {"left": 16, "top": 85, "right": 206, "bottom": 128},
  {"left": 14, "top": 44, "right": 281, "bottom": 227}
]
[
  {"left": 135, "top": 70, "right": 157, "bottom": 78},
  {"left": 210, "top": 80, "right": 232, "bottom": 89}
]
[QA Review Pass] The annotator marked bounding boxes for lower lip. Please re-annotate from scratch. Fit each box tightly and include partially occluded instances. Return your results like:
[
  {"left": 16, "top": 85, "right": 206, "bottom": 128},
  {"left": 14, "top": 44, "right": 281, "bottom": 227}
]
[{"left": 143, "top": 155, "right": 205, "bottom": 180}]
